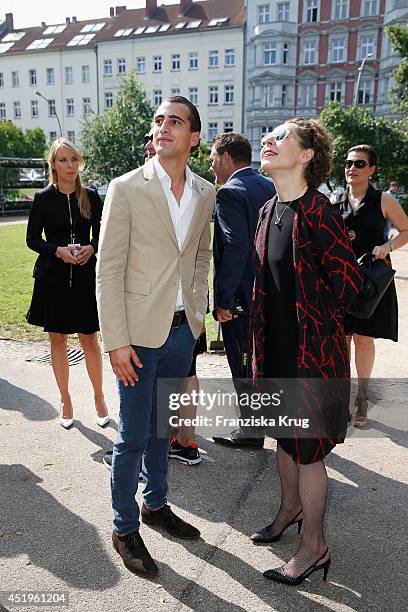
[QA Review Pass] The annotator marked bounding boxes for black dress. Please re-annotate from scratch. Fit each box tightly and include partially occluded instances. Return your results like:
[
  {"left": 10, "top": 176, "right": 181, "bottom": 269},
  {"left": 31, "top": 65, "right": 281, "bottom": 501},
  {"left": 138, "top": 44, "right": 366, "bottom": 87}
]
[
  {"left": 335, "top": 185, "right": 398, "bottom": 341},
  {"left": 26, "top": 185, "right": 102, "bottom": 334}
]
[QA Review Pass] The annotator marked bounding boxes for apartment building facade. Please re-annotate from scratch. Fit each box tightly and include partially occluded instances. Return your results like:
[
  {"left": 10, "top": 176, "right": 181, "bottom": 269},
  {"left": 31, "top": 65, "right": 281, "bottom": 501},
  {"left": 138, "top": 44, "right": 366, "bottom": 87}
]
[
  {"left": 245, "top": 0, "right": 408, "bottom": 163},
  {"left": 0, "top": 0, "right": 244, "bottom": 145}
]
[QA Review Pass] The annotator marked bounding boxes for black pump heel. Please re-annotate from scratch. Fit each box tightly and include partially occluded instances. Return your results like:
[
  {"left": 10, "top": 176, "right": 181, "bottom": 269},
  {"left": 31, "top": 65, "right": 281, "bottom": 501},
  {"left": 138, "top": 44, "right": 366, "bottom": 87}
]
[
  {"left": 251, "top": 510, "right": 303, "bottom": 544},
  {"left": 263, "top": 548, "right": 331, "bottom": 585}
]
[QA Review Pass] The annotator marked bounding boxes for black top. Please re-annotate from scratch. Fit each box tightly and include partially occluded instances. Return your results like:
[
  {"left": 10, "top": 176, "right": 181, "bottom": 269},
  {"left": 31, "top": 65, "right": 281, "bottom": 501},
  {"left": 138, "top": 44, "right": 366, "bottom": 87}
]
[
  {"left": 263, "top": 197, "right": 299, "bottom": 378},
  {"left": 335, "top": 184, "right": 386, "bottom": 258},
  {"left": 26, "top": 184, "right": 102, "bottom": 286}
]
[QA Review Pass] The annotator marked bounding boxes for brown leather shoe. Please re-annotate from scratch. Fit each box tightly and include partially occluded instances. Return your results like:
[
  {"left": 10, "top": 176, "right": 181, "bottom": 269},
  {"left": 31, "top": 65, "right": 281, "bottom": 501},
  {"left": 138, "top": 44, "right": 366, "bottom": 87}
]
[
  {"left": 112, "top": 530, "right": 158, "bottom": 576},
  {"left": 141, "top": 503, "right": 200, "bottom": 539}
]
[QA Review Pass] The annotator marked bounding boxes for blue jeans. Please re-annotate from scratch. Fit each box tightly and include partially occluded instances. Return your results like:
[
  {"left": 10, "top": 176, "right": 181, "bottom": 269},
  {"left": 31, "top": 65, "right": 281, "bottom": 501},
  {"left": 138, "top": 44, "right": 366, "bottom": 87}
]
[{"left": 111, "top": 323, "right": 196, "bottom": 534}]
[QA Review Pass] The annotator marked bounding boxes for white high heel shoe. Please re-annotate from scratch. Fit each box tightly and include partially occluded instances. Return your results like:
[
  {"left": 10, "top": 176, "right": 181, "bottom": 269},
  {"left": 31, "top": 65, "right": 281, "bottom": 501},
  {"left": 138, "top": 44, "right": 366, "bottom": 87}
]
[
  {"left": 96, "top": 413, "right": 110, "bottom": 428},
  {"left": 59, "top": 403, "right": 73, "bottom": 429}
]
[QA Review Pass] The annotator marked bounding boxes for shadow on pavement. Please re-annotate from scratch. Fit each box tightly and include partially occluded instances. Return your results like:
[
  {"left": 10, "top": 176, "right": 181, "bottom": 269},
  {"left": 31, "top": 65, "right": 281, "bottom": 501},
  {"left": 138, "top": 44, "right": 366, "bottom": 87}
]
[
  {"left": 74, "top": 421, "right": 117, "bottom": 464},
  {"left": 0, "top": 464, "right": 120, "bottom": 589},
  {"left": 0, "top": 378, "right": 56, "bottom": 421}
]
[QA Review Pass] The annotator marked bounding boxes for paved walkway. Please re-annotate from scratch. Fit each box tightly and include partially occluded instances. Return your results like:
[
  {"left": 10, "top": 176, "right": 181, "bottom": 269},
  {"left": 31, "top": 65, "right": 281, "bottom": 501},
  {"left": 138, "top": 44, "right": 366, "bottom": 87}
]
[{"left": 0, "top": 247, "right": 407, "bottom": 612}]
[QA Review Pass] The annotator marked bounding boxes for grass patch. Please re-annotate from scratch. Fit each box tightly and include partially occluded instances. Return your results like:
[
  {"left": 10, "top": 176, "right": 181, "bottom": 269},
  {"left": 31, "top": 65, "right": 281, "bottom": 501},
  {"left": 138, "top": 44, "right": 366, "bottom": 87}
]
[{"left": 0, "top": 223, "right": 219, "bottom": 344}]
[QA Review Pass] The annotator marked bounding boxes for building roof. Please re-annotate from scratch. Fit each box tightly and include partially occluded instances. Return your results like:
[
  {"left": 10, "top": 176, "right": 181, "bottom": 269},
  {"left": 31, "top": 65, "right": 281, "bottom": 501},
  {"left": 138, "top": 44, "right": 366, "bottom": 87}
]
[{"left": 0, "top": 0, "right": 245, "bottom": 56}]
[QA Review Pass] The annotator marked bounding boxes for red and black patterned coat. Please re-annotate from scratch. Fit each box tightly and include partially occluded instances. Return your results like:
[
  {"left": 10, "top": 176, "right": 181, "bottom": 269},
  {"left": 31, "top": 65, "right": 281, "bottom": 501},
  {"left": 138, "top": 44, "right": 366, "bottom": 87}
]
[{"left": 252, "top": 187, "right": 363, "bottom": 380}]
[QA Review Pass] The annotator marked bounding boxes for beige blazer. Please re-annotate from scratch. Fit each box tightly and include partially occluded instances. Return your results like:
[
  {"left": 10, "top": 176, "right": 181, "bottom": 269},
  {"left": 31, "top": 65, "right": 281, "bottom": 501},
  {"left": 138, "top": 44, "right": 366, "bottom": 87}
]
[{"left": 96, "top": 158, "right": 215, "bottom": 352}]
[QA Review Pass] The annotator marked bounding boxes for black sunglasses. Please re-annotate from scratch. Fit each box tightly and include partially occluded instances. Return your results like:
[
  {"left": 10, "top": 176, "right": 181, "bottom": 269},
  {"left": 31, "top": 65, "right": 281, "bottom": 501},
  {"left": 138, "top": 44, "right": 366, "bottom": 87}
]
[
  {"left": 344, "top": 159, "right": 368, "bottom": 169},
  {"left": 144, "top": 134, "right": 153, "bottom": 145}
]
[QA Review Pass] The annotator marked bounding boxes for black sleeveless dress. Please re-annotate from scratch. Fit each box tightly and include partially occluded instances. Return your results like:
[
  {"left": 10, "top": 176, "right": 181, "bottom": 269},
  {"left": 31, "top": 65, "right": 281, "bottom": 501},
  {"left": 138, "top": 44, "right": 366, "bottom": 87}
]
[{"left": 334, "top": 185, "right": 398, "bottom": 341}]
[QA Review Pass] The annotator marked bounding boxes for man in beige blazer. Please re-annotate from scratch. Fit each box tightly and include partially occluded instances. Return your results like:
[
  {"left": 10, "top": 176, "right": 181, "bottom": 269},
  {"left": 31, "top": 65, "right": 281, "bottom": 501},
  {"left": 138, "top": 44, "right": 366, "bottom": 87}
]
[{"left": 96, "top": 97, "right": 215, "bottom": 576}]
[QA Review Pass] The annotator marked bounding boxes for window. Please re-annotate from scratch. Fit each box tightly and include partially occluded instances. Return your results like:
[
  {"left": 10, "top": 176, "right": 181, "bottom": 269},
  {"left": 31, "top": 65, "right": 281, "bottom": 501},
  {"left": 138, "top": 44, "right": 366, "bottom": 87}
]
[
  {"left": 67, "top": 130, "right": 75, "bottom": 144},
  {"left": 65, "top": 66, "right": 73, "bottom": 84},
  {"left": 261, "top": 125, "right": 274, "bottom": 137},
  {"left": 83, "top": 97, "right": 92, "bottom": 116},
  {"left": 0, "top": 103, "right": 6, "bottom": 119},
  {"left": 104, "top": 60, "right": 112, "bottom": 76},
  {"left": 82, "top": 65, "right": 90, "bottom": 83},
  {"left": 49, "top": 131, "right": 57, "bottom": 141},
  {"left": 208, "top": 122, "right": 218, "bottom": 141},
  {"left": 263, "top": 84, "right": 274, "bottom": 107},
  {"left": 153, "top": 56, "right": 162, "bottom": 72},
  {"left": 332, "top": 38, "right": 345, "bottom": 63},
  {"left": 277, "top": 2, "right": 290, "bottom": 21},
  {"left": 171, "top": 54, "right": 181, "bottom": 71},
  {"left": 0, "top": 73, "right": 3, "bottom": 87},
  {"left": 26, "top": 38, "right": 53, "bottom": 50},
  {"left": 360, "top": 34, "right": 375, "bottom": 59},
  {"left": 264, "top": 42, "right": 277, "bottom": 65},
  {"left": 329, "top": 82, "right": 343, "bottom": 102},
  {"left": 31, "top": 100, "right": 39, "bottom": 117},
  {"left": 224, "top": 85, "right": 234, "bottom": 104},
  {"left": 357, "top": 80, "right": 373, "bottom": 104},
  {"left": 334, "top": 0, "right": 348, "bottom": 19},
  {"left": 105, "top": 92, "right": 113, "bottom": 109},
  {"left": 363, "top": 0, "right": 377, "bottom": 16},
  {"left": 209, "top": 86, "right": 219, "bottom": 104},
  {"left": 153, "top": 89, "right": 162, "bottom": 106},
  {"left": 282, "top": 43, "right": 289, "bottom": 64},
  {"left": 209, "top": 50, "right": 219, "bottom": 68},
  {"left": 258, "top": 4, "right": 270, "bottom": 24},
  {"left": 66, "top": 98, "right": 74, "bottom": 116},
  {"left": 67, "top": 34, "right": 95, "bottom": 46},
  {"left": 46, "top": 68, "right": 55, "bottom": 85},
  {"left": 224, "top": 121, "right": 233, "bottom": 132},
  {"left": 117, "top": 58, "right": 126, "bottom": 74},
  {"left": 115, "top": 28, "right": 133, "bottom": 37},
  {"left": 188, "top": 87, "right": 198, "bottom": 105},
  {"left": 44, "top": 24, "right": 66, "bottom": 35},
  {"left": 81, "top": 22, "right": 105, "bottom": 33},
  {"left": 225, "top": 49, "right": 235, "bottom": 66},
  {"left": 300, "top": 83, "right": 314, "bottom": 107},
  {"left": 305, "top": 0, "right": 318, "bottom": 22},
  {"left": 171, "top": 88, "right": 180, "bottom": 96},
  {"left": 29, "top": 69, "right": 37, "bottom": 86},
  {"left": 48, "top": 99, "right": 56, "bottom": 116},
  {"left": 303, "top": 40, "right": 317, "bottom": 65},
  {"left": 12, "top": 71, "right": 19, "bottom": 87},
  {"left": 13, "top": 101, "right": 21, "bottom": 119},
  {"left": 136, "top": 57, "right": 146, "bottom": 73},
  {"left": 189, "top": 52, "right": 198, "bottom": 69},
  {"left": 281, "top": 84, "right": 287, "bottom": 106}
]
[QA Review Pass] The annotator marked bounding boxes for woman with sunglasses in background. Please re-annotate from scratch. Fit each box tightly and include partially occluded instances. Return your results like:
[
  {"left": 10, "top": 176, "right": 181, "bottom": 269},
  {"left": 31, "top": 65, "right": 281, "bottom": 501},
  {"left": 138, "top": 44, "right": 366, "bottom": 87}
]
[
  {"left": 251, "top": 119, "right": 362, "bottom": 585},
  {"left": 334, "top": 145, "right": 408, "bottom": 426},
  {"left": 26, "top": 138, "right": 109, "bottom": 429}
]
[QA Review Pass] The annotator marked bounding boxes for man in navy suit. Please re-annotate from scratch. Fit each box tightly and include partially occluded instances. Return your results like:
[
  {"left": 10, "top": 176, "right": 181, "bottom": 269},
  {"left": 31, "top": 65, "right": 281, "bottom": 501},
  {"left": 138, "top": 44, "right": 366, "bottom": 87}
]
[{"left": 210, "top": 133, "right": 276, "bottom": 447}]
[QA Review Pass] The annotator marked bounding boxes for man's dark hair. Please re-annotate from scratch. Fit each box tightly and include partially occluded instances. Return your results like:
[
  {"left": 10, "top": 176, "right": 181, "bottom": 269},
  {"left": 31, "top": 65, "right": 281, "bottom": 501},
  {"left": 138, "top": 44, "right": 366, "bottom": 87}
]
[
  {"left": 213, "top": 133, "right": 252, "bottom": 164},
  {"left": 165, "top": 96, "right": 201, "bottom": 133}
]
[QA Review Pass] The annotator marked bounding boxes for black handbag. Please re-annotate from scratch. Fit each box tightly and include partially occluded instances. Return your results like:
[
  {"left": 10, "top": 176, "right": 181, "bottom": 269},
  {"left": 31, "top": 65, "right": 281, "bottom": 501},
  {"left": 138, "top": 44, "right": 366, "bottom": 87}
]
[{"left": 348, "top": 252, "right": 395, "bottom": 319}]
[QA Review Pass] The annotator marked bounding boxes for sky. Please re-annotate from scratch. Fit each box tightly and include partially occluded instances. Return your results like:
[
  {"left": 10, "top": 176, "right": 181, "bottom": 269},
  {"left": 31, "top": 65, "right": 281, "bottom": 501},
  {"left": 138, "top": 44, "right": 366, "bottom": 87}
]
[{"left": 3, "top": 0, "right": 178, "bottom": 29}]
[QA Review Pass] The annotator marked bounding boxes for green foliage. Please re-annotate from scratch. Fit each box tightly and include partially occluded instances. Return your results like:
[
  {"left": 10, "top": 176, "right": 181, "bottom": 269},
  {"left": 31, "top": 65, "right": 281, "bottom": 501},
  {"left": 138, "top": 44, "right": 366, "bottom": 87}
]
[
  {"left": 385, "top": 24, "right": 408, "bottom": 117},
  {"left": 319, "top": 102, "right": 408, "bottom": 187},
  {"left": 188, "top": 142, "right": 214, "bottom": 183},
  {"left": 0, "top": 121, "right": 46, "bottom": 158},
  {"left": 80, "top": 73, "right": 154, "bottom": 184}
]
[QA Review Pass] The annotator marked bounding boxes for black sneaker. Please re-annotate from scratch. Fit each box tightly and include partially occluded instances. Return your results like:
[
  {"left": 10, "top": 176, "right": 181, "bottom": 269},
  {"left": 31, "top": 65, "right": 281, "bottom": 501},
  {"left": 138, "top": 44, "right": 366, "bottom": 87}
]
[
  {"left": 112, "top": 530, "right": 158, "bottom": 576},
  {"left": 168, "top": 437, "right": 201, "bottom": 465},
  {"left": 103, "top": 450, "right": 144, "bottom": 481},
  {"left": 141, "top": 503, "right": 200, "bottom": 539}
]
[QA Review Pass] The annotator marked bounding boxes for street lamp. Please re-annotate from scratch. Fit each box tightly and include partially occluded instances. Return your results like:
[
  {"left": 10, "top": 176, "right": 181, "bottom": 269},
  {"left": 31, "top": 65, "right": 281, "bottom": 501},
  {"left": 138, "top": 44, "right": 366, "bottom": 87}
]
[
  {"left": 353, "top": 53, "right": 373, "bottom": 106},
  {"left": 35, "top": 90, "right": 63, "bottom": 137}
]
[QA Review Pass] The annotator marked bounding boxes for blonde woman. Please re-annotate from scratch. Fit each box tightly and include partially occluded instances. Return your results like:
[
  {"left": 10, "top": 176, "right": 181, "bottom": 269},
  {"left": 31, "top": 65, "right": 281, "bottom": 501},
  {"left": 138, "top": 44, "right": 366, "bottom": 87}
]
[{"left": 26, "top": 138, "right": 109, "bottom": 429}]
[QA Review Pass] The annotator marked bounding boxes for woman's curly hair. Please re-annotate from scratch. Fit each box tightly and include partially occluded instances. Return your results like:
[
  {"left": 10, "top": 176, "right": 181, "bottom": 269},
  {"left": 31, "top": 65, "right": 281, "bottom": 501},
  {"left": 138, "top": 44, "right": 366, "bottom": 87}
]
[{"left": 288, "top": 117, "right": 333, "bottom": 188}]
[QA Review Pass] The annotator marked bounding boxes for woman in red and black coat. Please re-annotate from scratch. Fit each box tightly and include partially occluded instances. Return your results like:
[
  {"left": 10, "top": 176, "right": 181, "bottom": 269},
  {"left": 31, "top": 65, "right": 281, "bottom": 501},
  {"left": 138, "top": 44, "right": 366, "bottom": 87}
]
[{"left": 250, "top": 119, "right": 362, "bottom": 585}]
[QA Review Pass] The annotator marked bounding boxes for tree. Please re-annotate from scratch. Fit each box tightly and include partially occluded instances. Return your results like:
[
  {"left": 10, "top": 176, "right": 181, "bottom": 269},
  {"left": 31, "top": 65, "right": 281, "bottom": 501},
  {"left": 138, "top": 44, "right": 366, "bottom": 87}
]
[
  {"left": 188, "top": 142, "right": 214, "bottom": 183},
  {"left": 385, "top": 24, "right": 408, "bottom": 118},
  {"left": 80, "top": 73, "right": 154, "bottom": 184},
  {"left": 319, "top": 102, "right": 408, "bottom": 186},
  {"left": 0, "top": 121, "right": 46, "bottom": 158}
]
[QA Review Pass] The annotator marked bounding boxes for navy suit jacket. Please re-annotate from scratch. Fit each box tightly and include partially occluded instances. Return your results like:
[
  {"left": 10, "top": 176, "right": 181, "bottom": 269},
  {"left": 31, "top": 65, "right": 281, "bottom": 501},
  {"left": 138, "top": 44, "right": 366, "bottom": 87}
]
[{"left": 213, "top": 167, "right": 276, "bottom": 312}]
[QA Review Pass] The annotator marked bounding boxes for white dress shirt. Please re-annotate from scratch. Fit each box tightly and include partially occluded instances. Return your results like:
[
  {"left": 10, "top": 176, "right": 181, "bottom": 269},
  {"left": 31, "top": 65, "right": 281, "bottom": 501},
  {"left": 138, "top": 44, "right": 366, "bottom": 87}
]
[{"left": 154, "top": 157, "right": 197, "bottom": 311}]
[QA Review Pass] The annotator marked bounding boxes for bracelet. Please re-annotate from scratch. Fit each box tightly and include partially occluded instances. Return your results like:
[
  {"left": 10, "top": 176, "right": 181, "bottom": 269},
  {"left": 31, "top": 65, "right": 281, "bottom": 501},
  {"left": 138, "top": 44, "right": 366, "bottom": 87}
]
[{"left": 388, "top": 241, "right": 393, "bottom": 252}]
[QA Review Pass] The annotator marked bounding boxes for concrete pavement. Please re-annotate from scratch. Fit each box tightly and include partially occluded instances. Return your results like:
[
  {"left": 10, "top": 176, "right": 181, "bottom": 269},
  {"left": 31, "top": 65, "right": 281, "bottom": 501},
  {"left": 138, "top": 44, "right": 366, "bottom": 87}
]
[{"left": 0, "top": 246, "right": 407, "bottom": 612}]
